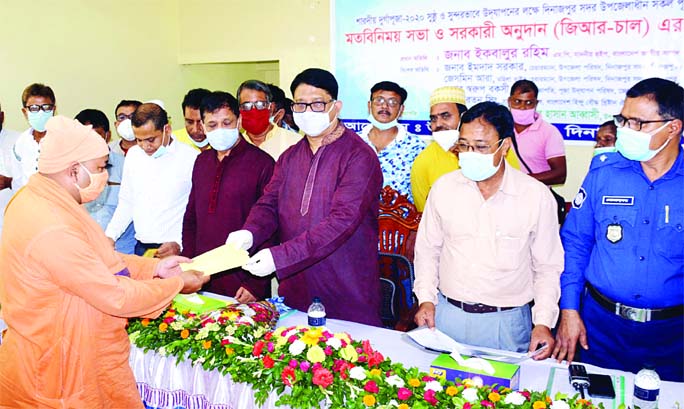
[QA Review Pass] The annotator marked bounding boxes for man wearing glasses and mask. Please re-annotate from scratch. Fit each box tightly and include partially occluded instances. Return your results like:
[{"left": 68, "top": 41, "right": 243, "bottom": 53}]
[
  {"left": 237, "top": 79, "right": 301, "bottom": 160},
  {"left": 11, "top": 83, "right": 56, "bottom": 191},
  {"left": 358, "top": 81, "right": 425, "bottom": 202},
  {"left": 227, "top": 68, "right": 383, "bottom": 326},
  {"left": 414, "top": 101, "right": 562, "bottom": 358},
  {"left": 554, "top": 78, "right": 684, "bottom": 381}
]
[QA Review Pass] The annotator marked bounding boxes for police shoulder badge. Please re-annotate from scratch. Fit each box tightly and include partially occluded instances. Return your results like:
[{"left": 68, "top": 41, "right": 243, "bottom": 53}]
[
  {"left": 606, "top": 223, "right": 623, "bottom": 243},
  {"left": 572, "top": 187, "right": 587, "bottom": 209}
]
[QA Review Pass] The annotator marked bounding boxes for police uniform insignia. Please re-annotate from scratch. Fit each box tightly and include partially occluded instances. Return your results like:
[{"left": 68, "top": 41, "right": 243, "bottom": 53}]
[
  {"left": 572, "top": 187, "right": 587, "bottom": 209},
  {"left": 606, "top": 223, "right": 623, "bottom": 243}
]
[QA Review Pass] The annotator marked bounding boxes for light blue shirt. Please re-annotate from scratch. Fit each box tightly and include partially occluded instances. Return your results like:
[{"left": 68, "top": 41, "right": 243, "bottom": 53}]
[
  {"left": 359, "top": 124, "right": 425, "bottom": 203},
  {"left": 85, "top": 148, "right": 125, "bottom": 229}
]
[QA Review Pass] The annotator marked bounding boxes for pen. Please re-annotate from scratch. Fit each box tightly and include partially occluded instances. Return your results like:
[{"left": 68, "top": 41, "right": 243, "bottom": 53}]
[{"left": 665, "top": 205, "right": 669, "bottom": 224}]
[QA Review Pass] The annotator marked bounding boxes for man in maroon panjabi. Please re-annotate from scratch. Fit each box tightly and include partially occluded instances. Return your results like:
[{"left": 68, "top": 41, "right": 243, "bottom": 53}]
[
  {"left": 182, "top": 91, "right": 274, "bottom": 302},
  {"left": 228, "top": 68, "right": 383, "bottom": 326}
]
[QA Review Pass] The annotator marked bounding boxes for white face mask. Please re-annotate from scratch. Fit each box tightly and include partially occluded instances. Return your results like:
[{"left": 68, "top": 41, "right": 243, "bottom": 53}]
[
  {"left": 191, "top": 137, "right": 210, "bottom": 148},
  {"left": 593, "top": 146, "right": 617, "bottom": 156},
  {"left": 293, "top": 103, "right": 335, "bottom": 137},
  {"left": 459, "top": 141, "right": 505, "bottom": 182},
  {"left": 432, "top": 129, "right": 460, "bottom": 152},
  {"left": 367, "top": 114, "right": 398, "bottom": 131},
  {"left": 116, "top": 119, "right": 136, "bottom": 141},
  {"left": 615, "top": 121, "right": 671, "bottom": 162},
  {"left": 206, "top": 127, "right": 239, "bottom": 151}
]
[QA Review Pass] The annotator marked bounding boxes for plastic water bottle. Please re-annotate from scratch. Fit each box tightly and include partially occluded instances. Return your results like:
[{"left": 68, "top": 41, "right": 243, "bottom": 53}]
[
  {"left": 307, "top": 297, "right": 326, "bottom": 327},
  {"left": 633, "top": 366, "right": 660, "bottom": 409}
]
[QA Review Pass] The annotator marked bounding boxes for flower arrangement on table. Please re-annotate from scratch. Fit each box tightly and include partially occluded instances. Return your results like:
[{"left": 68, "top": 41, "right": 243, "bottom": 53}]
[{"left": 128, "top": 305, "right": 598, "bottom": 409}]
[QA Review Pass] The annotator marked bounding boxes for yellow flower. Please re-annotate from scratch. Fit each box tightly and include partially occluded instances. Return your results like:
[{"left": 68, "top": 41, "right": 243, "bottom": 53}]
[
  {"left": 463, "top": 378, "right": 474, "bottom": 387},
  {"left": 302, "top": 327, "right": 323, "bottom": 346},
  {"left": 180, "top": 329, "right": 189, "bottom": 339},
  {"left": 369, "top": 368, "right": 381, "bottom": 377},
  {"left": 577, "top": 399, "right": 590, "bottom": 406},
  {"left": 446, "top": 386, "right": 459, "bottom": 396},
  {"left": 533, "top": 401, "right": 547, "bottom": 409},
  {"left": 363, "top": 395, "right": 376, "bottom": 406},
  {"left": 202, "top": 340, "right": 212, "bottom": 349},
  {"left": 340, "top": 344, "right": 358, "bottom": 362},
  {"left": 221, "top": 310, "right": 240, "bottom": 321},
  {"left": 141, "top": 318, "right": 150, "bottom": 327},
  {"left": 225, "top": 347, "right": 235, "bottom": 355},
  {"left": 488, "top": 392, "right": 501, "bottom": 402},
  {"left": 159, "top": 323, "right": 168, "bottom": 333},
  {"left": 306, "top": 345, "right": 326, "bottom": 363},
  {"left": 334, "top": 332, "right": 352, "bottom": 344},
  {"left": 164, "top": 310, "right": 175, "bottom": 318},
  {"left": 398, "top": 405, "right": 409, "bottom": 409},
  {"left": 408, "top": 378, "right": 421, "bottom": 387}
]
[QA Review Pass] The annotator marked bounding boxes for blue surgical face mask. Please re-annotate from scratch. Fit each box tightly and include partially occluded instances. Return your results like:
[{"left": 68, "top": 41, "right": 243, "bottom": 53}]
[
  {"left": 593, "top": 146, "right": 617, "bottom": 156},
  {"left": 206, "top": 127, "right": 239, "bottom": 151},
  {"left": 615, "top": 122, "right": 671, "bottom": 162},
  {"left": 28, "top": 110, "right": 53, "bottom": 132},
  {"left": 151, "top": 130, "right": 169, "bottom": 159},
  {"left": 192, "top": 137, "right": 210, "bottom": 148},
  {"left": 367, "top": 114, "right": 398, "bottom": 131},
  {"left": 459, "top": 142, "right": 505, "bottom": 182}
]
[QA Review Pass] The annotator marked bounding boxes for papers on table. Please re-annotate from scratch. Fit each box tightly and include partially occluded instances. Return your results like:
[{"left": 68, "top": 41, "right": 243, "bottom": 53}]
[
  {"left": 406, "top": 326, "right": 545, "bottom": 364},
  {"left": 180, "top": 244, "right": 250, "bottom": 276}
]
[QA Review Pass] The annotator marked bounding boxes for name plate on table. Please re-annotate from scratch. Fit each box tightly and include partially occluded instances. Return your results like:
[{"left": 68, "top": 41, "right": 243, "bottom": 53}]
[{"left": 430, "top": 353, "right": 521, "bottom": 389}]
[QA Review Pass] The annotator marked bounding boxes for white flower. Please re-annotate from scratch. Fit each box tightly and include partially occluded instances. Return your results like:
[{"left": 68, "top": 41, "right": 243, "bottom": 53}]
[
  {"left": 471, "top": 376, "right": 484, "bottom": 387},
  {"left": 158, "top": 347, "right": 167, "bottom": 356},
  {"left": 504, "top": 391, "right": 527, "bottom": 405},
  {"left": 462, "top": 387, "right": 479, "bottom": 402},
  {"left": 385, "top": 375, "right": 405, "bottom": 388},
  {"left": 205, "top": 322, "right": 220, "bottom": 332},
  {"left": 424, "top": 380, "right": 443, "bottom": 392},
  {"left": 170, "top": 321, "right": 185, "bottom": 331},
  {"left": 288, "top": 339, "right": 306, "bottom": 355},
  {"left": 195, "top": 327, "right": 209, "bottom": 340},
  {"left": 552, "top": 400, "right": 571, "bottom": 409},
  {"left": 326, "top": 336, "right": 342, "bottom": 350},
  {"left": 349, "top": 366, "right": 367, "bottom": 381}
]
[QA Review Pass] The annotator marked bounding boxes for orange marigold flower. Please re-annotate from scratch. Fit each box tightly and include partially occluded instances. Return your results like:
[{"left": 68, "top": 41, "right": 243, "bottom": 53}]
[
  {"left": 159, "top": 323, "right": 168, "bottom": 333},
  {"left": 546, "top": 396, "right": 552, "bottom": 404},
  {"left": 202, "top": 340, "right": 212, "bottom": 349},
  {"left": 164, "top": 310, "right": 175, "bottom": 318},
  {"left": 533, "top": 401, "right": 547, "bottom": 409},
  {"left": 141, "top": 318, "right": 150, "bottom": 327},
  {"left": 446, "top": 386, "right": 459, "bottom": 396},
  {"left": 398, "top": 405, "right": 409, "bottom": 409},
  {"left": 577, "top": 399, "right": 591, "bottom": 406},
  {"left": 225, "top": 347, "right": 235, "bottom": 355},
  {"left": 180, "top": 329, "right": 189, "bottom": 339},
  {"left": 363, "top": 395, "right": 376, "bottom": 406},
  {"left": 408, "top": 378, "right": 421, "bottom": 387},
  {"left": 488, "top": 392, "right": 501, "bottom": 402},
  {"left": 369, "top": 368, "right": 381, "bottom": 377}
]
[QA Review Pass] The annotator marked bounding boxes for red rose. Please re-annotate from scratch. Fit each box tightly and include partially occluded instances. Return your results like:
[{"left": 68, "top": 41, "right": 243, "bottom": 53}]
[
  {"left": 264, "top": 332, "right": 273, "bottom": 341},
  {"left": 263, "top": 355, "right": 275, "bottom": 369},
  {"left": 424, "top": 389, "right": 438, "bottom": 406},
  {"left": 464, "top": 402, "right": 472, "bottom": 409},
  {"left": 312, "top": 367, "right": 334, "bottom": 388},
  {"left": 364, "top": 380, "right": 379, "bottom": 394},
  {"left": 368, "top": 351, "right": 384, "bottom": 368},
  {"left": 397, "top": 388, "right": 413, "bottom": 400},
  {"left": 252, "top": 340, "right": 265, "bottom": 356},
  {"left": 281, "top": 366, "right": 296, "bottom": 386}
]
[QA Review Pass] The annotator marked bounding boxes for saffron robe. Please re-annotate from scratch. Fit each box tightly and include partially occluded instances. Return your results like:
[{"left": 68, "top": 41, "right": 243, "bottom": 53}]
[{"left": 0, "top": 174, "right": 183, "bottom": 408}]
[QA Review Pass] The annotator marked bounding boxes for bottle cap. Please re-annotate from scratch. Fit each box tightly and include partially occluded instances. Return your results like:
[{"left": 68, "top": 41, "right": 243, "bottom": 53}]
[
  {"left": 643, "top": 363, "right": 656, "bottom": 370},
  {"left": 312, "top": 296, "right": 321, "bottom": 303}
]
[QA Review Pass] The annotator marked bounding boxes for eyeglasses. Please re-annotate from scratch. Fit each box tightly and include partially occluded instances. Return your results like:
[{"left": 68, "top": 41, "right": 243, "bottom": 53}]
[
  {"left": 25, "top": 104, "right": 54, "bottom": 113},
  {"left": 509, "top": 98, "right": 538, "bottom": 108},
  {"left": 454, "top": 138, "right": 504, "bottom": 154},
  {"left": 291, "top": 100, "right": 335, "bottom": 113},
  {"left": 116, "top": 113, "right": 134, "bottom": 122},
  {"left": 239, "top": 101, "right": 270, "bottom": 111},
  {"left": 613, "top": 114, "right": 673, "bottom": 131},
  {"left": 371, "top": 96, "right": 401, "bottom": 108}
]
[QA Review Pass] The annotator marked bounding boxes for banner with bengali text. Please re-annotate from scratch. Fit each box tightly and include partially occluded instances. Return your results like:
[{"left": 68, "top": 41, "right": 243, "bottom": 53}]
[{"left": 332, "top": 0, "right": 684, "bottom": 143}]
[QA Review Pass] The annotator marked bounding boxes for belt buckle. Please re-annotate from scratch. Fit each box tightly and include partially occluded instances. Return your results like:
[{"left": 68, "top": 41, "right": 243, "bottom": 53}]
[{"left": 615, "top": 303, "right": 651, "bottom": 323}]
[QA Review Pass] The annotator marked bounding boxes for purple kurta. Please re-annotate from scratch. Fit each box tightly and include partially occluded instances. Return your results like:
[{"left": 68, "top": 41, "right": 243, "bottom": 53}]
[
  {"left": 182, "top": 137, "right": 274, "bottom": 299},
  {"left": 243, "top": 124, "right": 383, "bottom": 326}
]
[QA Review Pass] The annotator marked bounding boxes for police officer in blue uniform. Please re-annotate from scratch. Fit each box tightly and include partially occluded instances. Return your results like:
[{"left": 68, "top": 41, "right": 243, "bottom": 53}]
[{"left": 553, "top": 78, "right": 684, "bottom": 382}]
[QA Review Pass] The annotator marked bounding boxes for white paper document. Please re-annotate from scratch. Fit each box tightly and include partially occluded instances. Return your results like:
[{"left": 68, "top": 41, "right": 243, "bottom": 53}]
[{"left": 406, "top": 326, "right": 547, "bottom": 364}]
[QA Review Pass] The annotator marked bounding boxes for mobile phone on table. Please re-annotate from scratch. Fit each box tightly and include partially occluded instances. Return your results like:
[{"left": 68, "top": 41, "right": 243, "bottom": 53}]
[{"left": 588, "top": 373, "right": 616, "bottom": 399}]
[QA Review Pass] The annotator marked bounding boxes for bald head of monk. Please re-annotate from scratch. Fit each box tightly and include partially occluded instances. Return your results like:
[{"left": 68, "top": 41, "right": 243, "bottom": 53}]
[{"left": 38, "top": 115, "right": 110, "bottom": 204}]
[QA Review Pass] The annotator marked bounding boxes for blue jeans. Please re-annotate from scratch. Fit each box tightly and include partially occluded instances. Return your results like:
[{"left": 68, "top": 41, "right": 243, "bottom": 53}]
[
  {"left": 581, "top": 291, "right": 684, "bottom": 382},
  {"left": 115, "top": 223, "right": 136, "bottom": 254},
  {"left": 435, "top": 293, "right": 532, "bottom": 353}
]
